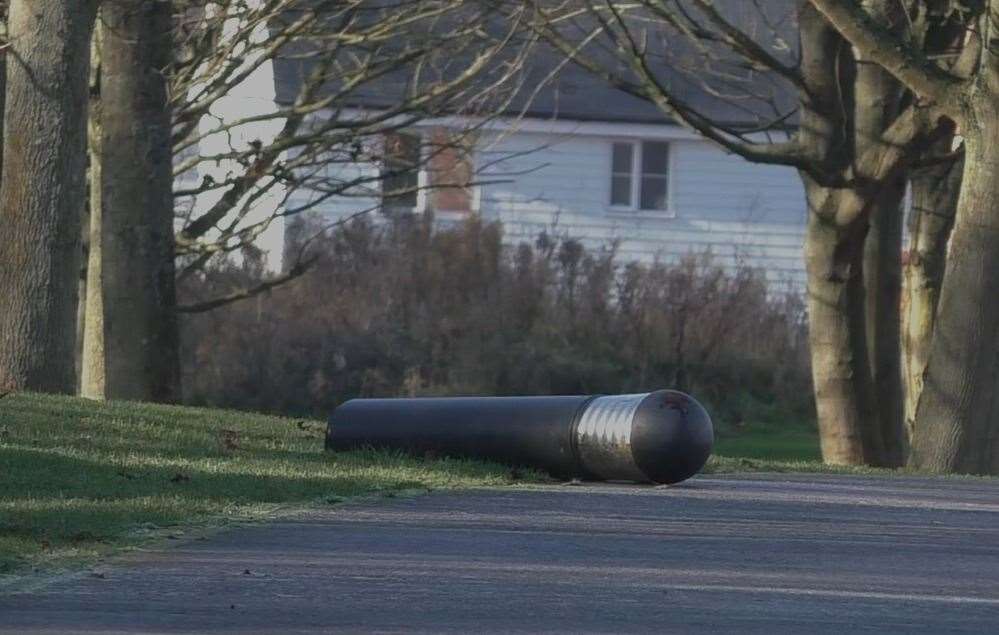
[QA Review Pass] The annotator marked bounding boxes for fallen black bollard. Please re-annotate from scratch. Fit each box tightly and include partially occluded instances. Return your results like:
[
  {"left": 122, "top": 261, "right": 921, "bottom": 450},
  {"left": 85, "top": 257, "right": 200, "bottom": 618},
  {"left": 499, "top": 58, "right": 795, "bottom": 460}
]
[{"left": 326, "top": 390, "right": 713, "bottom": 484}]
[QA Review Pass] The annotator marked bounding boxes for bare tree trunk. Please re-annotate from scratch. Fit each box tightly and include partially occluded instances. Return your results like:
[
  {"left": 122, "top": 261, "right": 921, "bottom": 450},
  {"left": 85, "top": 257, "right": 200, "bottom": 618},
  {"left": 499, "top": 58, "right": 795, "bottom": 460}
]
[
  {"left": 77, "top": 203, "right": 91, "bottom": 392},
  {"left": 803, "top": 195, "right": 881, "bottom": 465},
  {"left": 0, "top": 4, "right": 7, "bottom": 180},
  {"left": 82, "top": 0, "right": 179, "bottom": 402},
  {"left": 0, "top": 6, "right": 6, "bottom": 313},
  {"left": 0, "top": 1, "right": 99, "bottom": 393},
  {"left": 797, "top": 4, "right": 899, "bottom": 467},
  {"left": 854, "top": 0, "right": 907, "bottom": 467},
  {"left": 902, "top": 150, "right": 960, "bottom": 445},
  {"left": 910, "top": 115, "right": 999, "bottom": 474},
  {"left": 863, "top": 179, "right": 906, "bottom": 466},
  {"left": 81, "top": 27, "right": 106, "bottom": 399},
  {"left": 795, "top": 6, "right": 878, "bottom": 466}
]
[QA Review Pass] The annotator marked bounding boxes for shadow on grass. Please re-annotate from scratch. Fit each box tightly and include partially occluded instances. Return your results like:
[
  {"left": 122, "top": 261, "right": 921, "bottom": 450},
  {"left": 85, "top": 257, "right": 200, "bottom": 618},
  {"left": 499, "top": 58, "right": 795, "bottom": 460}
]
[{"left": 0, "top": 443, "right": 525, "bottom": 575}]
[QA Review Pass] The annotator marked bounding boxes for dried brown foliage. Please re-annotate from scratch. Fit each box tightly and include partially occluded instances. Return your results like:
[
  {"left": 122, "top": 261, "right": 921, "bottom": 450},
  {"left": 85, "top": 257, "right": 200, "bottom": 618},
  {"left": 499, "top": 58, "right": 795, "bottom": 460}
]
[{"left": 180, "top": 215, "right": 811, "bottom": 430}]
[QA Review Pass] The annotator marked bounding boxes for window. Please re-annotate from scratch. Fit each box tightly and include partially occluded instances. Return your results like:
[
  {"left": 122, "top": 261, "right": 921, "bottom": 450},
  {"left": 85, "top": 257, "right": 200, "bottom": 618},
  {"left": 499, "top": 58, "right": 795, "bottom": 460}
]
[
  {"left": 610, "top": 142, "right": 634, "bottom": 206},
  {"left": 639, "top": 142, "right": 670, "bottom": 211},
  {"left": 427, "top": 128, "right": 475, "bottom": 213},
  {"left": 609, "top": 140, "right": 671, "bottom": 212},
  {"left": 381, "top": 132, "right": 421, "bottom": 210}
]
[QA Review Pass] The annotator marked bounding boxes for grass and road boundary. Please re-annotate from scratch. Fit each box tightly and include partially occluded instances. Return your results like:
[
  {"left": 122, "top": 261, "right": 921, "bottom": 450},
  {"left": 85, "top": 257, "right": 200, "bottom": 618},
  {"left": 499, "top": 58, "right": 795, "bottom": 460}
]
[
  {"left": 0, "top": 393, "right": 550, "bottom": 579},
  {"left": 1, "top": 392, "right": 839, "bottom": 581}
]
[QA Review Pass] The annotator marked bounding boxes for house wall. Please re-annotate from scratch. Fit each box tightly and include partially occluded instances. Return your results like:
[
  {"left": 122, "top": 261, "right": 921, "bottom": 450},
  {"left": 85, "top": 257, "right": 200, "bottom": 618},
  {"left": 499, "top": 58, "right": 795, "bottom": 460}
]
[
  {"left": 286, "top": 118, "right": 809, "bottom": 289},
  {"left": 474, "top": 126, "right": 807, "bottom": 288}
]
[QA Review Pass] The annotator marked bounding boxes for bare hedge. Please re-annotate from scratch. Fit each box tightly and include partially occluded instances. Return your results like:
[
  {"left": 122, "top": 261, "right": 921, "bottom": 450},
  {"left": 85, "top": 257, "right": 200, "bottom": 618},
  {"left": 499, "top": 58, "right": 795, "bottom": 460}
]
[{"left": 180, "top": 214, "right": 813, "bottom": 431}]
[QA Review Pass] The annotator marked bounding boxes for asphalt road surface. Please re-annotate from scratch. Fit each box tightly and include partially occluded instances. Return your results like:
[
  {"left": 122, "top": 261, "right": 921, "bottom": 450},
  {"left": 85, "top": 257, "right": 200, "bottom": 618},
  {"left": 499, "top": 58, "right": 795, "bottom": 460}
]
[{"left": 3, "top": 473, "right": 999, "bottom": 634}]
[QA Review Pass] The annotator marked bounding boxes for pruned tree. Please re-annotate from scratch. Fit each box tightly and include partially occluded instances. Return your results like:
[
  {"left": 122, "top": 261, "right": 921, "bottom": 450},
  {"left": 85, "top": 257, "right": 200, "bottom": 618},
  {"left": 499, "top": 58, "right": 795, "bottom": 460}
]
[
  {"left": 0, "top": 1, "right": 101, "bottom": 394},
  {"left": 808, "top": 0, "right": 999, "bottom": 474},
  {"left": 80, "top": 0, "right": 535, "bottom": 401},
  {"left": 525, "top": 0, "right": 962, "bottom": 466}
]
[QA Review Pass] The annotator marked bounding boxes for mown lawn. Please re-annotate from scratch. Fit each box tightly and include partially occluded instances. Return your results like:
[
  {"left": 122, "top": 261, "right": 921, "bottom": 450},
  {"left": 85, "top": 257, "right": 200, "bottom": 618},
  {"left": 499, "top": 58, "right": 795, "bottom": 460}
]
[
  {"left": 0, "top": 393, "right": 546, "bottom": 577},
  {"left": 706, "top": 420, "right": 863, "bottom": 474},
  {"left": 705, "top": 422, "right": 982, "bottom": 477},
  {"left": 1, "top": 392, "right": 891, "bottom": 579},
  {"left": 713, "top": 422, "right": 821, "bottom": 462}
]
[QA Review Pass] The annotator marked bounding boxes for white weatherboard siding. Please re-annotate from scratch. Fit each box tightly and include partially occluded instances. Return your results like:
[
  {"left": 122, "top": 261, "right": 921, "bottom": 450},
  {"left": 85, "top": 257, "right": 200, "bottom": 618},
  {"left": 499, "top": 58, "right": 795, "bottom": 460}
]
[
  {"left": 476, "top": 128, "right": 807, "bottom": 288},
  {"left": 287, "top": 118, "right": 808, "bottom": 288}
]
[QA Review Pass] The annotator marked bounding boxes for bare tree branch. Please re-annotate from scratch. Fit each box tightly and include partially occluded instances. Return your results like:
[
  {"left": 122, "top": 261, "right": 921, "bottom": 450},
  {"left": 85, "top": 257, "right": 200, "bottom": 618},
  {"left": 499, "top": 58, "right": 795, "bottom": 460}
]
[
  {"left": 527, "top": 3, "right": 816, "bottom": 176},
  {"left": 171, "top": 0, "right": 537, "bottom": 272},
  {"left": 807, "top": 0, "right": 968, "bottom": 113},
  {"left": 177, "top": 255, "right": 318, "bottom": 313}
]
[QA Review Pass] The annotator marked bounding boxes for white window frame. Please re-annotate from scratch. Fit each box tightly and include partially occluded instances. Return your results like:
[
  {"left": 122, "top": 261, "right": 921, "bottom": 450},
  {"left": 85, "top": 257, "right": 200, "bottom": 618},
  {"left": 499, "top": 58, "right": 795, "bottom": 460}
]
[
  {"left": 379, "top": 128, "right": 483, "bottom": 216},
  {"left": 607, "top": 139, "right": 675, "bottom": 218}
]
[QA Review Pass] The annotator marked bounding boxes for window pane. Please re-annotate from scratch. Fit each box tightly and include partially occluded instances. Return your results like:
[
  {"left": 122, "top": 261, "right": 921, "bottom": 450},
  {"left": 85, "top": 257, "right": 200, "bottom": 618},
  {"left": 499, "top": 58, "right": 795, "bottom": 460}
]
[
  {"left": 611, "top": 175, "right": 632, "bottom": 206},
  {"left": 640, "top": 141, "right": 669, "bottom": 210},
  {"left": 382, "top": 132, "right": 420, "bottom": 209},
  {"left": 641, "top": 141, "right": 669, "bottom": 174},
  {"left": 612, "top": 142, "right": 633, "bottom": 173},
  {"left": 640, "top": 176, "right": 668, "bottom": 210},
  {"left": 611, "top": 142, "right": 633, "bottom": 206}
]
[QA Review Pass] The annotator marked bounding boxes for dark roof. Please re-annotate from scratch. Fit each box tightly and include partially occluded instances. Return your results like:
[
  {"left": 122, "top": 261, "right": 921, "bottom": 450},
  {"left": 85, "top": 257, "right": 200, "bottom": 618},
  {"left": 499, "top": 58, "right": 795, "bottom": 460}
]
[{"left": 271, "top": 1, "right": 798, "bottom": 127}]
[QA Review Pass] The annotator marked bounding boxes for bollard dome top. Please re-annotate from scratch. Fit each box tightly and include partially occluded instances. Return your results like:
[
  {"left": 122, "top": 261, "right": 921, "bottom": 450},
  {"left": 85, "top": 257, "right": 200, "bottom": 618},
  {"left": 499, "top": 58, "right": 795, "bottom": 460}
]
[
  {"left": 630, "top": 390, "right": 714, "bottom": 484},
  {"left": 574, "top": 389, "right": 714, "bottom": 484}
]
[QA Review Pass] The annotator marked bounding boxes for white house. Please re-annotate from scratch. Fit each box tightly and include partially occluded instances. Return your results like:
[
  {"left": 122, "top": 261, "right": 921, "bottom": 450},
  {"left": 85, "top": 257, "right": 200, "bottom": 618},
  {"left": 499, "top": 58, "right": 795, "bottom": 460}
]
[{"left": 267, "top": 18, "right": 808, "bottom": 289}]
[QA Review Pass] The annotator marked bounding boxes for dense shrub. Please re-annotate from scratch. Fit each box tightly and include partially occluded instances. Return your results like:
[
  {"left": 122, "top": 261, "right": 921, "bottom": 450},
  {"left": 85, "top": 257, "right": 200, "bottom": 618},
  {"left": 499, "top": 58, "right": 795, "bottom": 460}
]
[{"left": 179, "top": 214, "right": 813, "bottom": 431}]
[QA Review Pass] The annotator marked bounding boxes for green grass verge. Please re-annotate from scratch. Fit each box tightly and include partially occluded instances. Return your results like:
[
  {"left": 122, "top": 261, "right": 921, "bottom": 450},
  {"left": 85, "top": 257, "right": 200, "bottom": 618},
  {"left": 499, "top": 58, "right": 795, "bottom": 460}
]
[
  {"left": 713, "top": 423, "right": 822, "bottom": 463},
  {"left": 0, "top": 393, "right": 547, "bottom": 577},
  {"left": 708, "top": 421, "right": 848, "bottom": 474},
  {"left": 6, "top": 392, "right": 965, "bottom": 581},
  {"left": 704, "top": 455, "right": 893, "bottom": 476},
  {"left": 708, "top": 422, "right": 997, "bottom": 478}
]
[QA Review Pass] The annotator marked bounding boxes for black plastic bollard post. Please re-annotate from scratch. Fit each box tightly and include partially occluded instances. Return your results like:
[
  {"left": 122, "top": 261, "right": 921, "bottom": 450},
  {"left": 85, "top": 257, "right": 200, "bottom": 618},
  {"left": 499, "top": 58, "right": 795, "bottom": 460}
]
[{"left": 326, "top": 390, "right": 713, "bottom": 484}]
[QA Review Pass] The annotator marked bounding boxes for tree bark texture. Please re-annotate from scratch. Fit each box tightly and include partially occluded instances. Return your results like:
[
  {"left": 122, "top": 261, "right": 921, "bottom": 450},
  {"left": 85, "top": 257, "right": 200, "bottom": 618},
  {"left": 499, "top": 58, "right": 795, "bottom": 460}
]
[
  {"left": 862, "top": 179, "right": 906, "bottom": 466},
  {"left": 909, "top": 113, "right": 999, "bottom": 474},
  {"left": 82, "top": 0, "right": 179, "bottom": 402},
  {"left": 902, "top": 147, "right": 960, "bottom": 446},
  {"left": 0, "top": 5, "right": 7, "bottom": 180},
  {"left": 795, "top": 0, "right": 933, "bottom": 468},
  {"left": 809, "top": 0, "right": 999, "bottom": 476},
  {"left": 803, "top": 186, "right": 882, "bottom": 466},
  {"left": 797, "top": 5, "right": 887, "bottom": 466},
  {"left": 854, "top": 9, "right": 907, "bottom": 466},
  {"left": 80, "top": 27, "right": 106, "bottom": 399},
  {"left": 0, "top": 1, "right": 99, "bottom": 393},
  {"left": 77, "top": 198, "right": 90, "bottom": 391}
]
